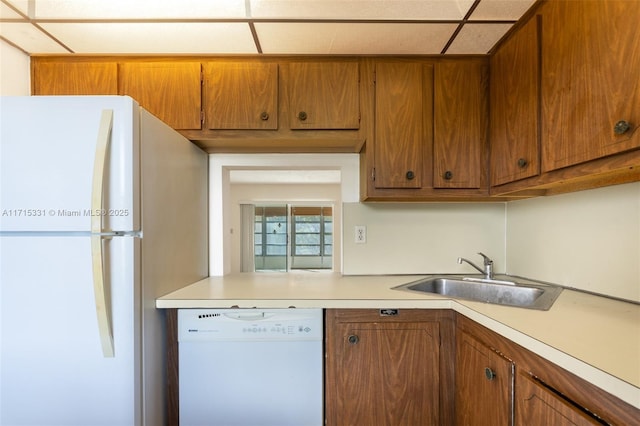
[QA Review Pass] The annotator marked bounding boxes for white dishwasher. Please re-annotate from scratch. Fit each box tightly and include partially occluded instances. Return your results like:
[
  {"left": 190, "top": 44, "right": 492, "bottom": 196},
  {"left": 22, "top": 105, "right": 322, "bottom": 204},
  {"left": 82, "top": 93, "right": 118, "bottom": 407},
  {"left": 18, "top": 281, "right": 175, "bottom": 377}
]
[{"left": 178, "top": 308, "right": 323, "bottom": 426}]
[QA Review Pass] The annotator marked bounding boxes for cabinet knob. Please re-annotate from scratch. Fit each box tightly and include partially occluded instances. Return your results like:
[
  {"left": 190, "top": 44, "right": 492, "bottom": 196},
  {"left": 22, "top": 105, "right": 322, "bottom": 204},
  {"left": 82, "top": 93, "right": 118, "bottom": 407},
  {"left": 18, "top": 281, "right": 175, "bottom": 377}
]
[
  {"left": 443, "top": 171, "right": 453, "bottom": 180},
  {"left": 614, "top": 120, "right": 631, "bottom": 135},
  {"left": 517, "top": 158, "right": 528, "bottom": 168},
  {"left": 298, "top": 111, "right": 308, "bottom": 121},
  {"left": 347, "top": 335, "right": 359, "bottom": 345},
  {"left": 484, "top": 367, "right": 496, "bottom": 381},
  {"left": 260, "top": 111, "right": 269, "bottom": 121},
  {"left": 406, "top": 170, "right": 415, "bottom": 180}
]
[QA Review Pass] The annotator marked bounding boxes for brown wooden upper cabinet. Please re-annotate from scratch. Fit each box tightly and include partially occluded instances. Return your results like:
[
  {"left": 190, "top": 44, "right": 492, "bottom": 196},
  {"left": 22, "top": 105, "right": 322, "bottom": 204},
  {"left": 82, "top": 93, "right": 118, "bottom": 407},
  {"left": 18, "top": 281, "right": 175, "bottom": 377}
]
[
  {"left": 119, "top": 62, "right": 202, "bottom": 130},
  {"left": 373, "top": 62, "right": 432, "bottom": 190},
  {"left": 540, "top": 0, "right": 640, "bottom": 172},
  {"left": 490, "top": 17, "right": 540, "bottom": 187},
  {"left": 32, "top": 61, "right": 117, "bottom": 95},
  {"left": 286, "top": 62, "right": 360, "bottom": 130},
  {"left": 434, "top": 59, "right": 488, "bottom": 189},
  {"left": 203, "top": 62, "right": 278, "bottom": 130}
]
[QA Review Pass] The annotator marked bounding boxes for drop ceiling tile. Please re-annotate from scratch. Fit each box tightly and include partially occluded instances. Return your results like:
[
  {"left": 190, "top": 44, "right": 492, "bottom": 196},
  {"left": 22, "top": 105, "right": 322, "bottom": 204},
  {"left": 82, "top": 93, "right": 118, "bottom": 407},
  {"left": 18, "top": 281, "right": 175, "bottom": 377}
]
[
  {"left": 469, "top": 0, "right": 537, "bottom": 21},
  {"left": 250, "top": 0, "right": 475, "bottom": 20},
  {"left": 22, "top": 0, "right": 247, "bottom": 19},
  {"left": 38, "top": 22, "right": 258, "bottom": 54},
  {"left": 446, "top": 23, "right": 512, "bottom": 54},
  {"left": 1, "top": 2, "right": 26, "bottom": 19},
  {"left": 2, "top": 0, "right": 29, "bottom": 17},
  {"left": 0, "top": 23, "right": 68, "bottom": 53},
  {"left": 256, "top": 22, "right": 459, "bottom": 54}
]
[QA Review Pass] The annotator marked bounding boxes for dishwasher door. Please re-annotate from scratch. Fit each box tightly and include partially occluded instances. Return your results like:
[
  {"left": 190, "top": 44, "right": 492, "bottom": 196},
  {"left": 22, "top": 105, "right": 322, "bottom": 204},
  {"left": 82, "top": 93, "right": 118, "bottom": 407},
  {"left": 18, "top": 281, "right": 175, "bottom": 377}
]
[{"left": 178, "top": 308, "right": 323, "bottom": 426}]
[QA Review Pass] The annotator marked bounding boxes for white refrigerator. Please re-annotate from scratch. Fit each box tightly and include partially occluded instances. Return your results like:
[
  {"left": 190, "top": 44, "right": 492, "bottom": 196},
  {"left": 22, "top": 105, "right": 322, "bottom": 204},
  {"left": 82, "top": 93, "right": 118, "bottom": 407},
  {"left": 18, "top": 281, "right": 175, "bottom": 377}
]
[{"left": 0, "top": 96, "right": 208, "bottom": 426}]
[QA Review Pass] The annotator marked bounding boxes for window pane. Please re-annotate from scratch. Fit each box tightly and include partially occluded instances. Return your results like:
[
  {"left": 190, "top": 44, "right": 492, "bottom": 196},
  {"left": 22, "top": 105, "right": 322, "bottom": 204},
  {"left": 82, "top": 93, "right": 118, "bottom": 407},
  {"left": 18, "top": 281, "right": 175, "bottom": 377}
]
[
  {"left": 295, "top": 245, "right": 320, "bottom": 255},
  {"left": 324, "top": 234, "right": 333, "bottom": 245},
  {"left": 266, "top": 245, "right": 286, "bottom": 255},
  {"left": 296, "top": 222, "right": 320, "bottom": 233},
  {"left": 296, "top": 234, "right": 320, "bottom": 245},
  {"left": 266, "top": 234, "right": 287, "bottom": 245},
  {"left": 324, "top": 245, "right": 332, "bottom": 255}
]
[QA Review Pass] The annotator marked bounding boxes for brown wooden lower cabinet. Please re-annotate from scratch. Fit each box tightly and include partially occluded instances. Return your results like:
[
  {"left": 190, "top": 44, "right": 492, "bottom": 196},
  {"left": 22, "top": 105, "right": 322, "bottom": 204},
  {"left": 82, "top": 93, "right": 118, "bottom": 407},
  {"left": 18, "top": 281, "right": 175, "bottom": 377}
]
[
  {"left": 457, "top": 314, "right": 640, "bottom": 426},
  {"left": 456, "top": 330, "right": 514, "bottom": 425},
  {"left": 516, "top": 372, "right": 603, "bottom": 425},
  {"left": 325, "top": 309, "right": 455, "bottom": 426},
  {"left": 166, "top": 309, "right": 639, "bottom": 426}
]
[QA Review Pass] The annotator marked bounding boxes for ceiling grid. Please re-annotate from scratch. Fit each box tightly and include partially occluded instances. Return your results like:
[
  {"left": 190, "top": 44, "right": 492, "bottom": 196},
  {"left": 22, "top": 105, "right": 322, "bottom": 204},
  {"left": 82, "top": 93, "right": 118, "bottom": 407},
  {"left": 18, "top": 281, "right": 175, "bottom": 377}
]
[{"left": 0, "top": 0, "right": 538, "bottom": 55}]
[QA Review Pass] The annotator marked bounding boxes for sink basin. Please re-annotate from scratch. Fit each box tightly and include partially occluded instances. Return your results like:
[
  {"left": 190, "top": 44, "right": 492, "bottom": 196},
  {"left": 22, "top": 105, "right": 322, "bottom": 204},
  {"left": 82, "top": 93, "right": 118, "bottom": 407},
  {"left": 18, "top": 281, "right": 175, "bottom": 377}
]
[{"left": 393, "top": 276, "right": 563, "bottom": 310}]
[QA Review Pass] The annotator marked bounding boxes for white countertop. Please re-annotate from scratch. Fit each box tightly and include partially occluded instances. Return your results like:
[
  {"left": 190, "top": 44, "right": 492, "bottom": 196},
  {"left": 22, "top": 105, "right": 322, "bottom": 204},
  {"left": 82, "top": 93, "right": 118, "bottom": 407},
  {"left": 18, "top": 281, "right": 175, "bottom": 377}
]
[{"left": 157, "top": 272, "right": 640, "bottom": 409}]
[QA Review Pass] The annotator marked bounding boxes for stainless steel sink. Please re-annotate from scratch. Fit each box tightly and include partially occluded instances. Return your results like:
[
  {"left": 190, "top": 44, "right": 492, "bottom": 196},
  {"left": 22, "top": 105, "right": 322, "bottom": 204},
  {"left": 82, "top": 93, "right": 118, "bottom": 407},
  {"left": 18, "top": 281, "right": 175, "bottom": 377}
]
[{"left": 393, "top": 276, "right": 563, "bottom": 310}]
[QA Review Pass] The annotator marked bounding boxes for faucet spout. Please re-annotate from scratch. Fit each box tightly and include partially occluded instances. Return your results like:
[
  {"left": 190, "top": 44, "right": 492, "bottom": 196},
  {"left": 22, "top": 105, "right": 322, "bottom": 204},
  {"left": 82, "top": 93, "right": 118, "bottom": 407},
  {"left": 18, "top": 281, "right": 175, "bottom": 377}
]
[{"left": 458, "top": 252, "right": 494, "bottom": 279}]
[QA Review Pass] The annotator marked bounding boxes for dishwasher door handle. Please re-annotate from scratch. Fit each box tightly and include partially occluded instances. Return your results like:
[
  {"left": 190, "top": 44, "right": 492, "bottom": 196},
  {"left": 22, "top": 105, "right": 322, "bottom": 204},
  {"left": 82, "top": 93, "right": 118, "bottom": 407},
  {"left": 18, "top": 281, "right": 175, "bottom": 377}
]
[{"left": 223, "top": 312, "right": 274, "bottom": 321}]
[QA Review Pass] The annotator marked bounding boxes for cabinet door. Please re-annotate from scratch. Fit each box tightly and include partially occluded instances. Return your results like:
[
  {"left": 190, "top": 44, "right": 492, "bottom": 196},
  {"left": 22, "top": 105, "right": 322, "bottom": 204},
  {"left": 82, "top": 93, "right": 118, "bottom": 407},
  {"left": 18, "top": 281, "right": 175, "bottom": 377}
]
[
  {"left": 456, "top": 331, "right": 513, "bottom": 426},
  {"left": 326, "top": 320, "right": 440, "bottom": 426},
  {"left": 119, "top": 62, "right": 202, "bottom": 130},
  {"left": 374, "top": 62, "right": 432, "bottom": 189},
  {"left": 434, "top": 60, "right": 488, "bottom": 188},
  {"left": 203, "top": 62, "right": 278, "bottom": 130},
  {"left": 541, "top": 0, "right": 640, "bottom": 171},
  {"left": 287, "top": 62, "right": 360, "bottom": 129},
  {"left": 32, "top": 61, "right": 117, "bottom": 95},
  {"left": 490, "top": 17, "right": 540, "bottom": 186},
  {"left": 516, "top": 373, "right": 602, "bottom": 425}
]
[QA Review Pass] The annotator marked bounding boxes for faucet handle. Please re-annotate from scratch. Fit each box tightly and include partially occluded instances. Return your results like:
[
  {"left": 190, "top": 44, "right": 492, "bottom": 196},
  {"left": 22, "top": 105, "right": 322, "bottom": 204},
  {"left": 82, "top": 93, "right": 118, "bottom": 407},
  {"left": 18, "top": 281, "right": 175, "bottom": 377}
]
[{"left": 477, "top": 252, "right": 493, "bottom": 266}]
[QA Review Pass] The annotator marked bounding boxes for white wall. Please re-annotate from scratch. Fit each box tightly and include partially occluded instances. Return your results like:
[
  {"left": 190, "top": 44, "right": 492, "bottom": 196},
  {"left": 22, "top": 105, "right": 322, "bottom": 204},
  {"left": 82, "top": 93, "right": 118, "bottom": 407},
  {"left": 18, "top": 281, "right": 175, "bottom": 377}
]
[
  {"left": 341, "top": 183, "right": 639, "bottom": 302},
  {"left": 209, "top": 153, "right": 359, "bottom": 276},
  {"left": 506, "top": 182, "right": 640, "bottom": 302},
  {"left": 0, "top": 41, "right": 30, "bottom": 95},
  {"left": 342, "top": 202, "right": 506, "bottom": 275},
  {"left": 229, "top": 183, "right": 342, "bottom": 273}
]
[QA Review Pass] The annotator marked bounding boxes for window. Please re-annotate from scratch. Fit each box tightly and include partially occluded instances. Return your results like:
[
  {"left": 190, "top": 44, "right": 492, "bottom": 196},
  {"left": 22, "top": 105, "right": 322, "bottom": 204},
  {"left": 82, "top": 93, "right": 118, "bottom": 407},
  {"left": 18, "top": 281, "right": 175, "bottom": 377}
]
[{"left": 251, "top": 205, "right": 332, "bottom": 271}]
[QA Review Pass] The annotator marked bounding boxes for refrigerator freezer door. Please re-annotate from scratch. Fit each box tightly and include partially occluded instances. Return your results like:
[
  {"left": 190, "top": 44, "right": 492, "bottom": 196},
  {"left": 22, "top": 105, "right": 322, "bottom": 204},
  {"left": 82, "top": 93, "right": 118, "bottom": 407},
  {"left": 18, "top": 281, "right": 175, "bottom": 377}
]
[
  {"left": 0, "top": 235, "right": 140, "bottom": 425},
  {"left": 0, "top": 96, "right": 139, "bottom": 233}
]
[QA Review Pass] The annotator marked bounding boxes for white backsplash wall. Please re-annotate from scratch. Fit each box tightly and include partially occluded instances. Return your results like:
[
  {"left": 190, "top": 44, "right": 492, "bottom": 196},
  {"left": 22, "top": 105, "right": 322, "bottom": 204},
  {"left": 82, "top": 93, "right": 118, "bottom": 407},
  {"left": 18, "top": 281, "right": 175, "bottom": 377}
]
[
  {"left": 506, "top": 182, "right": 640, "bottom": 302},
  {"left": 342, "top": 202, "right": 506, "bottom": 275}
]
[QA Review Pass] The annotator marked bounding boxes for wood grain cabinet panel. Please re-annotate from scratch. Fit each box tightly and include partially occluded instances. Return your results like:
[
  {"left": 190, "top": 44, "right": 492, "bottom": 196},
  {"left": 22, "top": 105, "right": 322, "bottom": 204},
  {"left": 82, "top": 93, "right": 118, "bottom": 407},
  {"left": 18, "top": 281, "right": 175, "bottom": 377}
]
[
  {"left": 541, "top": 0, "right": 640, "bottom": 172},
  {"left": 119, "top": 62, "right": 202, "bottom": 130},
  {"left": 32, "top": 61, "right": 117, "bottom": 95},
  {"left": 287, "top": 62, "right": 360, "bottom": 130},
  {"left": 490, "top": 17, "right": 540, "bottom": 187},
  {"left": 434, "top": 59, "right": 488, "bottom": 189},
  {"left": 203, "top": 62, "right": 278, "bottom": 130},
  {"left": 456, "top": 331, "right": 513, "bottom": 426},
  {"left": 373, "top": 62, "right": 431, "bottom": 189},
  {"left": 325, "top": 309, "right": 447, "bottom": 426},
  {"left": 516, "top": 373, "right": 602, "bottom": 425}
]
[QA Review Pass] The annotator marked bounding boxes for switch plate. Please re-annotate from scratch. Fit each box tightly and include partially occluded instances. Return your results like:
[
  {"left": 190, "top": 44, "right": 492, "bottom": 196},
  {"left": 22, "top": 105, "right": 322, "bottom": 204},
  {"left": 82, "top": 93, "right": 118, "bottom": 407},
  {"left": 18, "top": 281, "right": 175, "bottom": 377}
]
[{"left": 355, "top": 225, "right": 366, "bottom": 244}]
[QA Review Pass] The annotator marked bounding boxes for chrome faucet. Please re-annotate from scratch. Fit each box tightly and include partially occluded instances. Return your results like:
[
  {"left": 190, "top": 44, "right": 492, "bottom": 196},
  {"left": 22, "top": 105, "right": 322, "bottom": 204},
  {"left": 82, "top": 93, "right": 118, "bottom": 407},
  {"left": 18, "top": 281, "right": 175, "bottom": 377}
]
[{"left": 458, "top": 252, "right": 494, "bottom": 280}]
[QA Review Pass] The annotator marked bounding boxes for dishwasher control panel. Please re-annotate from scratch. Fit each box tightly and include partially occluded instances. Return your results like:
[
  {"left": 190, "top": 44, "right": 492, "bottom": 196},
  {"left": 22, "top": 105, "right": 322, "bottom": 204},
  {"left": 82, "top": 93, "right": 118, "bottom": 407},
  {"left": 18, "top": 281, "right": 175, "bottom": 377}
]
[{"left": 178, "top": 308, "right": 323, "bottom": 342}]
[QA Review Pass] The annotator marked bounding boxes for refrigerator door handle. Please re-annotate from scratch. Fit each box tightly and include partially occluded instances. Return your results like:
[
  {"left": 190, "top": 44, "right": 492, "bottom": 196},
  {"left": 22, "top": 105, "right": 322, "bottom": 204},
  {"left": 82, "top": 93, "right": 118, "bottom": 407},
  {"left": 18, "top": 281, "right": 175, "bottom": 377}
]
[{"left": 91, "top": 109, "right": 115, "bottom": 358}]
